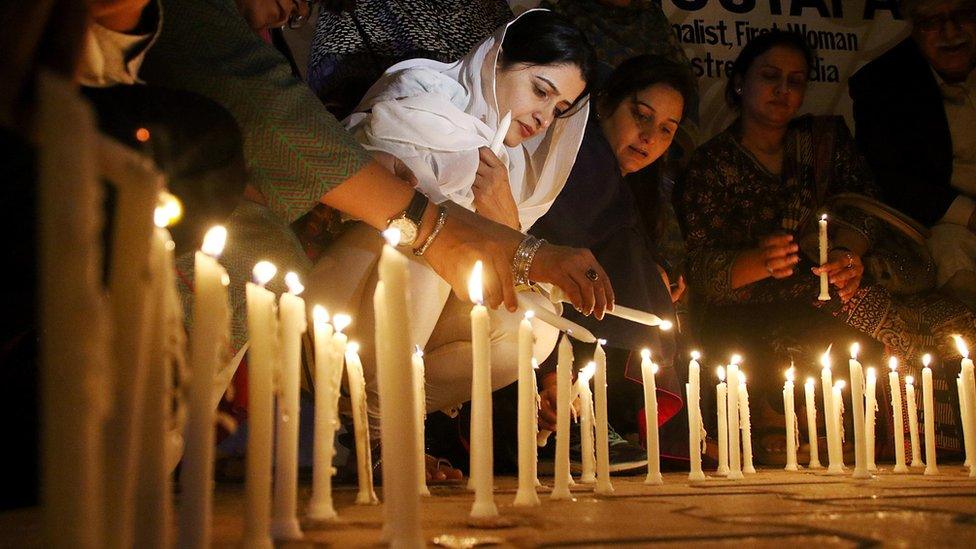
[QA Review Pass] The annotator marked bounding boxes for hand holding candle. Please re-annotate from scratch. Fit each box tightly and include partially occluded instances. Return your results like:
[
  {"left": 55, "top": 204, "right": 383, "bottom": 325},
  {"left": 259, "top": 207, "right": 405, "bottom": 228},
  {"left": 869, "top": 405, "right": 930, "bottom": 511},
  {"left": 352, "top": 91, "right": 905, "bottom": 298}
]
[{"left": 818, "top": 214, "right": 830, "bottom": 301}]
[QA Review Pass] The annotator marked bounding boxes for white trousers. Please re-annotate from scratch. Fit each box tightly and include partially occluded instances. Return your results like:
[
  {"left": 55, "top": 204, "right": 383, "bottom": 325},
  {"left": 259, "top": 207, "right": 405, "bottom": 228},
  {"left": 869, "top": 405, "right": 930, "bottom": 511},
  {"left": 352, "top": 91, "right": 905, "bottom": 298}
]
[
  {"left": 306, "top": 223, "right": 560, "bottom": 434},
  {"left": 928, "top": 222, "right": 976, "bottom": 286}
]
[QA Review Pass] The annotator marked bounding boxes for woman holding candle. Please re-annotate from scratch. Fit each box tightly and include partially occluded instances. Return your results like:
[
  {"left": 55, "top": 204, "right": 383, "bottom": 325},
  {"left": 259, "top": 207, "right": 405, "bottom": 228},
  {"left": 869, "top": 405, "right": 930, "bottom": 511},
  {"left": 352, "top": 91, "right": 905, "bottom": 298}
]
[{"left": 675, "top": 30, "right": 976, "bottom": 462}]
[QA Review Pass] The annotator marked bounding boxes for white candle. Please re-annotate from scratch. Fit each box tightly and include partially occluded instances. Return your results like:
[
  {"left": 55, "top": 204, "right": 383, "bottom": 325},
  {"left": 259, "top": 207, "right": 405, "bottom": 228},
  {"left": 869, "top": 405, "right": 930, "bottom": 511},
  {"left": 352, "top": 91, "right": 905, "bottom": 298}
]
[
  {"left": 726, "top": 359, "right": 743, "bottom": 480},
  {"left": 738, "top": 371, "right": 755, "bottom": 475},
  {"left": 955, "top": 336, "right": 976, "bottom": 476},
  {"left": 593, "top": 340, "right": 614, "bottom": 494},
  {"left": 467, "top": 260, "right": 499, "bottom": 518},
  {"left": 375, "top": 229, "right": 423, "bottom": 543},
  {"left": 546, "top": 286, "right": 673, "bottom": 330},
  {"left": 688, "top": 352, "right": 706, "bottom": 481},
  {"left": 821, "top": 348, "right": 843, "bottom": 473},
  {"left": 804, "top": 378, "right": 822, "bottom": 469},
  {"left": 180, "top": 226, "right": 230, "bottom": 548},
  {"left": 578, "top": 362, "right": 597, "bottom": 484},
  {"left": 641, "top": 350, "right": 663, "bottom": 485},
  {"left": 905, "top": 376, "right": 924, "bottom": 468},
  {"left": 922, "top": 355, "right": 940, "bottom": 475},
  {"left": 136, "top": 217, "right": 183, "bottom": 549},
  {"left": 833, "top": 380, "right": 846, "bottom": 470},
  {"left": 516, "top": 292, "right": 597, "bottom": 343},
  {"left": 514, "top": 312, "right": 541, "bottom": 506},
  {"left": 716, "top": 367, "right": 729, "bottom": 476},
  {"left": 848, "top": 343, "right": 870, "bottom": 479},
  {"left": 243, "top": 262, "right": 279, "bottom": 549},
  {"left": 271, "top": 273, "right": 307, "bottom": 541},
  {"left": 818, "top": 214, "right": 830, "bottom": 301},
  {"left": 959, "top": 375, "right": 974, "bottom": 469},
  {"left": 888, "top": 357, "right": 908, "bottom": 473},
  {"left": 551, "top": 334, "right": 575, "bottom": 500},
  {"left": 865, "top": 368, "right": 878, "bottom": 472},
  {"left": 345, "top": 343, "right": 378, "bottom": 505},
  {"left": 490, "top": 110, "right": 512, "bottom": 155},
  {"left": 306, "top": 308, "right": 344, "bottom": 520},
  {"left": 413, "top": 347, "right": 430, "bottom": 496},
  {"left": 784, "top": 367, "right": 798, "bottom": 471}
]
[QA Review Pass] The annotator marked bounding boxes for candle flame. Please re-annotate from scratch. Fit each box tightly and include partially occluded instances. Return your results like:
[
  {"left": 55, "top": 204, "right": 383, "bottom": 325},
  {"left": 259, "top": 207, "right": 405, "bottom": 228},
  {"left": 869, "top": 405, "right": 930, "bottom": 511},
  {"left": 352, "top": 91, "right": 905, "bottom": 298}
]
[
  {"left": 730, "top": 354, "right": 743, "bottom": 365},
  {"left": 922, "top": 353, "right": 932, "bottom": 368},
  {"left": 652, "top": 362, "right": 660, "bottom": 375},
  {"left": 659, "top": 320, "right": 674, "bottom": 331},
  {"left": 597, "top": 338, "right": 607, "bottom": 346},
  {"left": 867, "top": 367, "right": 877, "bottom": 381},
  {"left": 850, "top": 342, "right": 860, "bottom": 360},
  {"left": 786, "top": 367, "right": 795, "bottom": 382},
  {"left": 284, "top": 272, "right": 304, "bottom": 295},
  {"left": 820, "top": 345, "right": 833, "bottom": 369},
  {"left": 333, "top": 313, "right": 351, "bottom": 333},
  {"left": 414, "top": 345, "right": 424, "bottom": 358},
  {"left": 346, "top": 341, "right": 360, "bottom": 355},
  {"left": 888, "top": 356, "right": 898, "bottom": 372},
  {"left": 805, "top": 377, "right": 815, "bottom": 387},
  {"left": 154, "top": 191, "right": 183, "bottom": 228},
  {"left": 953, "top": 335, "right": 970, "bottom": 359},
  {"left": 312, "top": 305, "right": 329, "bottom": 325},
  {"left": 906, "top": 375, "right": 914, "bottom": 385},
  {"left": 821, "top": 213, "right": 828, "bottom": 221},
  {"left": 691, "top": 350, "right": 701, "bottom": 361},
  {"left": 201, "top": 225, "right": 228, "bottom": 257},
  {"left": 531, "top": 358, "right": 539, "bottom": 370},
  {"left": 524, "top": 310, "right": 535, "bottom": 320},
  {"left": 383, "top": 227, "right": 402, "bottom": 247},
  {"left": 834, "top": 379, "right": 846, "bottom": 391},
  {"left": 252, "top": 261, "right": 277, "bottom": 286},
  {"left": 580, "top": 361, "right": 596, "bottom": 382},
  {"left": 468, "top": 260, "right": 484, "bottom": 304},
  {"left": 717, "top": 366, "right": 726, "bottom": 382},
  {"left": 641, "top": 348, "right": 652, "bottom": 361}
]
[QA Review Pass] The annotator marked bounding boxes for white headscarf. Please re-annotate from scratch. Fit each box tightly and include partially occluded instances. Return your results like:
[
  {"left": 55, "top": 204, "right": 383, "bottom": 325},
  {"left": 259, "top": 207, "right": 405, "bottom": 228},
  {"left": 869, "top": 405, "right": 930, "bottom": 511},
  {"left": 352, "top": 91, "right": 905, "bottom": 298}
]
[{"left": 344, "top": 9, "right": 589, "bottom": 231}]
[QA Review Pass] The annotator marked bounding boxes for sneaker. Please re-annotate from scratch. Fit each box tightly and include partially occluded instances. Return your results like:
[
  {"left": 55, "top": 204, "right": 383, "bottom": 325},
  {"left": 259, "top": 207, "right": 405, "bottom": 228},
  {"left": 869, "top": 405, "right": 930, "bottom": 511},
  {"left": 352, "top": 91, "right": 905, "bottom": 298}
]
[{"left": 540, "top": 423, "right": 648, "bottom": 476}]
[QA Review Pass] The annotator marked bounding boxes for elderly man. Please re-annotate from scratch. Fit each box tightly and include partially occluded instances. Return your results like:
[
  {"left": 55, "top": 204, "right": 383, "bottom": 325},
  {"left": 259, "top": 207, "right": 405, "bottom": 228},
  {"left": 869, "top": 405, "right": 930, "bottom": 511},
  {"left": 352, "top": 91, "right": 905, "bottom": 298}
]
[{"left": 850, "top": 0, "right": 976, "bottom": 308}]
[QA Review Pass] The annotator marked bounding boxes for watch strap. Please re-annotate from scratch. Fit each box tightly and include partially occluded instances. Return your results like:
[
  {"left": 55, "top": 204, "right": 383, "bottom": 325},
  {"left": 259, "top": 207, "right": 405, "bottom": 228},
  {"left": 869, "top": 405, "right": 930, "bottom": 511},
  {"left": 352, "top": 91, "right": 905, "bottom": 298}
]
[{"left": 403, "top": 190, "right": 429, "bottom": 225}]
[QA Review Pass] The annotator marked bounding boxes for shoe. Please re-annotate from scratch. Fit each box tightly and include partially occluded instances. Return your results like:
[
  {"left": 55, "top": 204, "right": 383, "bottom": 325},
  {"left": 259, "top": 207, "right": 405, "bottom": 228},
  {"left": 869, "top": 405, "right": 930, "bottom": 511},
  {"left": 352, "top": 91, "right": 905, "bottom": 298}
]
[{"left": 540, "top": 423, "right": 647, "bottom": 476}]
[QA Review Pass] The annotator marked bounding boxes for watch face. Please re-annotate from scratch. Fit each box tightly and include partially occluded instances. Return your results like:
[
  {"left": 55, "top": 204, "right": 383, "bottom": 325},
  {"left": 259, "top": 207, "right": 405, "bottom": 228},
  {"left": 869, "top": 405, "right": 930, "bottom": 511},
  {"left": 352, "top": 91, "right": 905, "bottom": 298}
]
[{"left": 390, "top": 218, "right": 418, "bottom": 246}]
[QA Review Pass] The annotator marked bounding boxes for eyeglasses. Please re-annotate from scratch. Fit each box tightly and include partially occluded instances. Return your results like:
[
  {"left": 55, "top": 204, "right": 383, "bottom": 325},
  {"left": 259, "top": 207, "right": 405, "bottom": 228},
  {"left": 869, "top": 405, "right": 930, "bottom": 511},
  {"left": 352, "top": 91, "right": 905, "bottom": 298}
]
[
  {"left": 914, "top": 8, "right": 976, "bottom": 33},
  {"left": 286, "top": 1, "right": 320, "bottom": 30}
]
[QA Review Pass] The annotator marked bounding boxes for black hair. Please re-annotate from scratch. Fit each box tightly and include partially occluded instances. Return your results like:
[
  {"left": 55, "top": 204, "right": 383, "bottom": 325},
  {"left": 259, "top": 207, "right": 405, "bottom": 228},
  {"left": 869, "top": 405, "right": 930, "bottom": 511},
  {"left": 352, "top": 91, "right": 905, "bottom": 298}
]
[
  {"left": 597, "top": 55, "right": 698, "bottom": 245},
  {"left": 725, "top": 29, "right": 815, "bottom": 109},
  {"left": 499, "top": 10, "right": 597, "bottom": 117}
]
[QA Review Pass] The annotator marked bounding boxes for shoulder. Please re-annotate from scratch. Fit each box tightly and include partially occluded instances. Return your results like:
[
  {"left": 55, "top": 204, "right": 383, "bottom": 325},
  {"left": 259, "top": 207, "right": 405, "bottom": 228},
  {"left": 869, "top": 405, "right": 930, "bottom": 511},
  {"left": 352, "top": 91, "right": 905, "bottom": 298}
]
[
  {"left": 687, "top": 126, "right": 738, "bottom": 168},
  {"left": 850, "top": 39, "right": 927, "bottom": 94},
  {"left": 361, "top": 66, "right": 469, "bottom": 110}
]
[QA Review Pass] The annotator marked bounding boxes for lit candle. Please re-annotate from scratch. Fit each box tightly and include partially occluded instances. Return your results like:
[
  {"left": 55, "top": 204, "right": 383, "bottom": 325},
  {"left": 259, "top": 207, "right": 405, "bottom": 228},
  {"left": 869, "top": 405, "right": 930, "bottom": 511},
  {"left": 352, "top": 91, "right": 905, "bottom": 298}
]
[
  {"left": 514, "top": 312, "right": 541, "bottom": 506},
  {"left": 413, "top": 347, "right": 430, "bottom": 497},
  {"left": 804, "top": 378, "right": 822, "bottom": 469},
  {"left": 467, "top": 261, "right": 499, "bottom": 518},
  {"left": 345, "top": 343, "right": 378, "bottom": 505},
  {"left": 821, "top": 347, "right": 843, "bottom": 474},
  {"left": 593, "top": 340, "right": 614, "bottom": 494},
  {"left": 922, "top": 355, "right": 939, "bottom": 475},
  {"left": 716, "top": 366, "right": 729, "bottom": 476},
  {"left": 307, "top": 309, "right": 346, "bottom": 520},
  {"left": 578, "top": 362, "right": 597, "bottom": 484},
  {"left": 374, "top": 229, "right": 422, "bottom": 543},
  {"left": 888, "top": 357, "right": 908, "bottom": 473},
  {"left": 959, "top": 375, "right": 974, "bottom": 469},
  {"left": 726, "top": 357, "right": 743, "bottom": 480},
  {"left": 641, "top": 350, "right": 663, "bottom": 485},
  {"left": 738, "top": 371, "right": 755, "bottom": 475},
  {"left": 271, "top": 272, "right": 306, "bottom": 541},
  {"left": 180, "top": 226, "right": 230, "bottom": 548},
  {"left": 905, "top": 376, "right": 923, "bottom": 468},
  {"left": 818, "top": 214, "right": 830, "bottom": 301},
  {"left": 784, "top": 367, "right": 799, "bottom": 471},
  {"left": 243, "top": 261, "right": 279, "bottom": 549},
  {"left": 848, "top": 343, "right": 870, "bottom": 479},
  {"left": 138, "top": 209, "right": 184, "bottom": 549},
  {"left": 551, "top": 334, "right": 574, "bottom": 500},
  {"left": 955, "top": 335, "right": 976, "bottom": 475},
  {"left": 865, "top": 368, "right": 878, "bottom": 472},
  {"left": 688, "top": 352, "right": 706, "bottom": 481}
]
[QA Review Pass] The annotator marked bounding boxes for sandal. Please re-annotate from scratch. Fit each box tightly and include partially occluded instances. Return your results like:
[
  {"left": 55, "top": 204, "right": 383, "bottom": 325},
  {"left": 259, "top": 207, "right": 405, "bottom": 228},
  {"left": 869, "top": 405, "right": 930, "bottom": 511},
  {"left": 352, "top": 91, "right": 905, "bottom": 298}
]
[{"left": 426, "top": 454, "right": 464, "bottom": 485}]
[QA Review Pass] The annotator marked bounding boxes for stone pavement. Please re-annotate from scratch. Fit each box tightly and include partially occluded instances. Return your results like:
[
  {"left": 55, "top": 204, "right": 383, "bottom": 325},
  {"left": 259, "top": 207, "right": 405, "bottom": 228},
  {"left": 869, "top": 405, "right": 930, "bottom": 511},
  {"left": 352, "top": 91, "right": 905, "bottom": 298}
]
[
  {"left": 214, "top": 466, "right": 976, "bottom": 547},
  {"left": 4, "top": 467, "right": 975, "bottom": 547}
]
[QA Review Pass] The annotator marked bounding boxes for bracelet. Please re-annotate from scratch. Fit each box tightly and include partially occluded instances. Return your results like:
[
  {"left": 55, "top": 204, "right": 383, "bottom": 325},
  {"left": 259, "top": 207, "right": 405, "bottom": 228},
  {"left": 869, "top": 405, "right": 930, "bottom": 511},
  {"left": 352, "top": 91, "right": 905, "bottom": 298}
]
[
  {"left": 512, "top": 235, "right": 546, "bottom": 286},
  {"left": 413, "top": 205, "right": 448, "bottom": 257}
]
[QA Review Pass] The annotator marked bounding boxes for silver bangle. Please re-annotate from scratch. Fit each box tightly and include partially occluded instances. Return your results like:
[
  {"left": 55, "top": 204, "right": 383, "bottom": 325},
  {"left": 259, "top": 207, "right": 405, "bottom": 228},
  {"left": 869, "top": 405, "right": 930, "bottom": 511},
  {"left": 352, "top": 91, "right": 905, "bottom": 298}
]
[
  {"left": 413, "top": 205, "right": 448, "bottom": 257},
  {"left": 512, "top": 235, "right": 546, "bottom": 286}
]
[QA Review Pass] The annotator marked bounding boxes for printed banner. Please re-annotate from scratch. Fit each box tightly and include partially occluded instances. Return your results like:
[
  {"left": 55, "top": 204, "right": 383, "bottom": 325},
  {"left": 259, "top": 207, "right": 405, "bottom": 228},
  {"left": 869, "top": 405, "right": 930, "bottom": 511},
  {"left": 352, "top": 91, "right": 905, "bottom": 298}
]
[{"left": 660, "top": 0, "right": 911, "bottom": 142}]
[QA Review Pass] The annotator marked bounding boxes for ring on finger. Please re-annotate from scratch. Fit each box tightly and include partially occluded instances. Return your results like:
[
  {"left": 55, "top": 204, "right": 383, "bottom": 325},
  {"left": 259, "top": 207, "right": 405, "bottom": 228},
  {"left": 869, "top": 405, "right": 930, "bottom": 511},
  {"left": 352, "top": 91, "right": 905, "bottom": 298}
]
[
  {"left": 585, "top": 268, "right": 600, "bottom": 281},
  {"left": 845, "top": 252, "right": 854, "bottom": 269}
]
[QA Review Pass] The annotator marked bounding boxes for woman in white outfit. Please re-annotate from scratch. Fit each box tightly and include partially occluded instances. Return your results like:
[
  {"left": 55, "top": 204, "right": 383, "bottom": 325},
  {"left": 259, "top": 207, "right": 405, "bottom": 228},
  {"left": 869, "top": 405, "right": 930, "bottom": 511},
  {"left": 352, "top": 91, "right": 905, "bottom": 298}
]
[{"left": 307, "top": 10, "right": 607, "bottom": 428}]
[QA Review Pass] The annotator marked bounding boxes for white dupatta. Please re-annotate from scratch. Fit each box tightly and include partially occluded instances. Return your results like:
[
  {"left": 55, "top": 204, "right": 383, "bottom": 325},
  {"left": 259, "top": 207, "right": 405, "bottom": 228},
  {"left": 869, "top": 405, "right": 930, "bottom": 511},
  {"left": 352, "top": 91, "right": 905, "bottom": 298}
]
[{"left": 344, "top": 8, "right": 589, "bottom": 231}]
